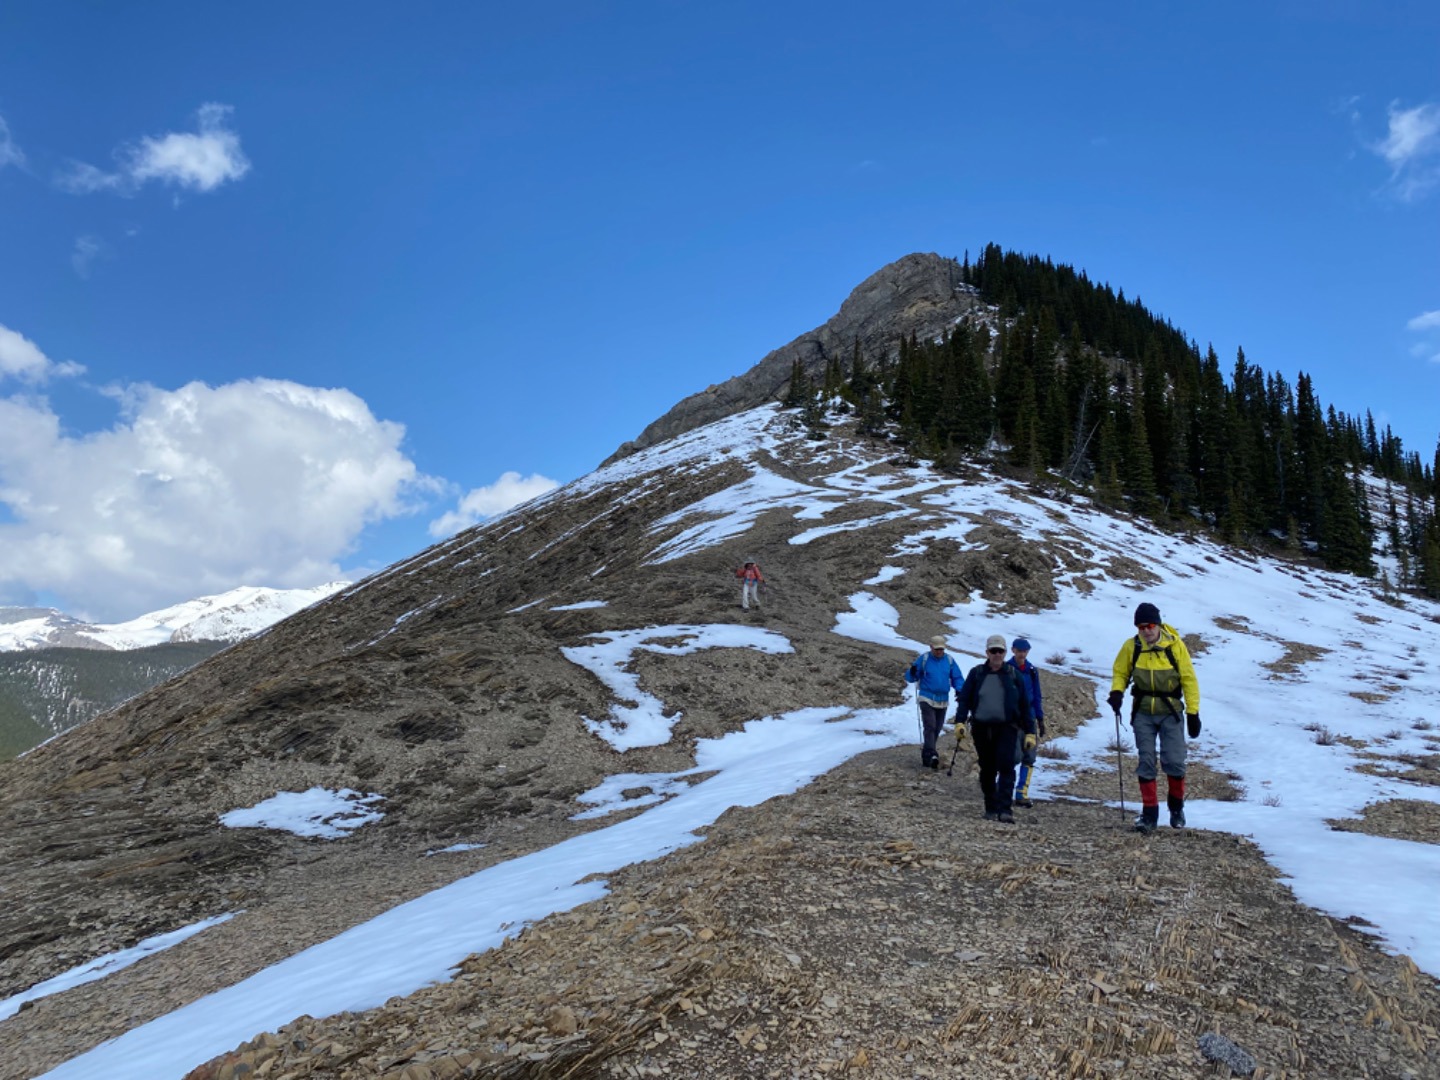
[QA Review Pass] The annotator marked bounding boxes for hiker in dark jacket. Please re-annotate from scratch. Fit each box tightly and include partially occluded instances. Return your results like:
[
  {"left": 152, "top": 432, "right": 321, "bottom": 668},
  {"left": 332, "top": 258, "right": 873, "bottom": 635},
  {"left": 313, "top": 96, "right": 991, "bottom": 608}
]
[
  {"left": 904, "top": 635, "right": 965, "bottom": 770},
  {"left": 955, "top": 633, "right": 1036, "bottom": 823},
  {"left": 1007, "top": 638, "right": 1046, "bottom": 808},
  {"left": 1107, "top": 601, "right": 1201, "bottom": 833}
]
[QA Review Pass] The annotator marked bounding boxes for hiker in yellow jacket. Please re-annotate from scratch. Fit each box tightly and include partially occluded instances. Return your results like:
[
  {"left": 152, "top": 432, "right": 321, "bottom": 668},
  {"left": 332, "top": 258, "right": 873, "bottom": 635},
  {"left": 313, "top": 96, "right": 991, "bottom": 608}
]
[{"left": 1106, "top": 601, "right": 1201, "bottom": 833}]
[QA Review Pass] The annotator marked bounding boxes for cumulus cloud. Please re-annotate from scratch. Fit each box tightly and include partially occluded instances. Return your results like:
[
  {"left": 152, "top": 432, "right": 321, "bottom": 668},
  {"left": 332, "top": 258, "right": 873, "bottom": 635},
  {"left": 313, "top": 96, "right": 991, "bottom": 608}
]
[
  {"left": 57, "top": 103, "right": 251, "bottom": 196},
  {"left": 0, "top": 113, "right": 23, "bottom": 170},
  {"left": 1407, "top": 310, "right": 1440, "bottom": 331},
  {"left": 0, "top": 375, "right": 440, "bottom": 621},
  {"left": 1370, "top": 101, "right": 1440, "bottom": 202},
  {"left": 428, "top": 472, "right": 559, "bottom": 538},
  {"left": 0, "top": 322, "right": 85, "bottom": 382}
]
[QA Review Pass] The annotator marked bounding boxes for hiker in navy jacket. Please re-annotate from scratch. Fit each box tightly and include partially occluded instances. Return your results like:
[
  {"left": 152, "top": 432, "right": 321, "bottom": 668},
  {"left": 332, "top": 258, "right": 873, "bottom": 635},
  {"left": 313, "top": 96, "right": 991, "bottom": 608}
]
[
  {"left": 955, "top": 633, "right": 1036, "bottom": 823},
  {"left": 1007, "top": 637, "right": 1046, "bottom": 808},
  {"left": 904, "top": 635, "right": 965, "bottom": 770}
]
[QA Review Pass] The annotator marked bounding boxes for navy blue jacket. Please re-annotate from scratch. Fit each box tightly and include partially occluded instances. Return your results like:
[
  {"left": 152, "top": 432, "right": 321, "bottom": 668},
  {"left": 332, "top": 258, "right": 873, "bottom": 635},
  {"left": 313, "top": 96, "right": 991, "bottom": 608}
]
[
  {"left": 956, "top": 662, "right": 1036, "bottom": 733},
  {"left": 1005, "top": 658, "right": 1044, "bottom": 722}
]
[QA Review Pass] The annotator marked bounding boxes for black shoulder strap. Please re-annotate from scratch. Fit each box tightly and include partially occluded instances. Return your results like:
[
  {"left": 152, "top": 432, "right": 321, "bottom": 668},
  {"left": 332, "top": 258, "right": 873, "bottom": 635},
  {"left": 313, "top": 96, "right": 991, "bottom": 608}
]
[{"left": 1132, "top": 635, "right": 1178, "bottom": 673}]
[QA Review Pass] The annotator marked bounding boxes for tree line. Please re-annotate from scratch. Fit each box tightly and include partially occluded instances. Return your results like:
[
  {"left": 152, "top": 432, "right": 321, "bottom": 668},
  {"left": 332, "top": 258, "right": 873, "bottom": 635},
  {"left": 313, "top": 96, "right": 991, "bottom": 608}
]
[{"left": 786, "top": 243, "right": 1440, "bottom": 596}]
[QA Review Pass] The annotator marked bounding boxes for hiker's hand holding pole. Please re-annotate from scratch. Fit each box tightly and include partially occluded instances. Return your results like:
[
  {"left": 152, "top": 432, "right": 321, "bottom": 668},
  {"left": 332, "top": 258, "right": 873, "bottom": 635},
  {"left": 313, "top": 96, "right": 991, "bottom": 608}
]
[{"left": 1106, "top": 690, "right": 1124, "bottom": 716}]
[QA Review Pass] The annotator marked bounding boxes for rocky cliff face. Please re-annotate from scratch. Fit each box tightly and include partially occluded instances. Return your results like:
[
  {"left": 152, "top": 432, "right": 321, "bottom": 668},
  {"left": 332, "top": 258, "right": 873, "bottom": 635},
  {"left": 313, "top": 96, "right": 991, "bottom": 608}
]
[{"left": 601, "top": 252, "right": 978, "bottom": 465}]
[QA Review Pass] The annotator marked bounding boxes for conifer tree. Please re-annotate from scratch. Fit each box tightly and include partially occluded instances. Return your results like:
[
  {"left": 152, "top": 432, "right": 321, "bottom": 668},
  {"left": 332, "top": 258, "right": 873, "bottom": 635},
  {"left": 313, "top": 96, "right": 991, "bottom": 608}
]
[
  {"left": 1124, "top": 388, "right": 1158, "bottom": 511},
  {"left": 783, "top": 358, "right": 810, "bottom": 408}
]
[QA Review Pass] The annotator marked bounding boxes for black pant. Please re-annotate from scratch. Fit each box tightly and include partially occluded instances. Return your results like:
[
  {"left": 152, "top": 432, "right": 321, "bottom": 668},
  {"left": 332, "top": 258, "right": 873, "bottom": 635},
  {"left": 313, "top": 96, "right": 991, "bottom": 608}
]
[
  {"left": 972, "top": 722, "right": 1021, "bottom": 813},
  {"left": 919, "top": 701, "right": 946, "bottom": 763}
]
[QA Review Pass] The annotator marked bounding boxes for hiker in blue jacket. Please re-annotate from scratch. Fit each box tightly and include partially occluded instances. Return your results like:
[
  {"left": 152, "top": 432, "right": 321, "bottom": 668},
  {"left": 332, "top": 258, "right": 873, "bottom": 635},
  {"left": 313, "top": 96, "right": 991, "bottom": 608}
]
[
  {"left": 1007, "top": 637, "right": 1046, "bottom": 808},
  {"left": 904, "top": 635, "right": 965, "bottom": 770}
]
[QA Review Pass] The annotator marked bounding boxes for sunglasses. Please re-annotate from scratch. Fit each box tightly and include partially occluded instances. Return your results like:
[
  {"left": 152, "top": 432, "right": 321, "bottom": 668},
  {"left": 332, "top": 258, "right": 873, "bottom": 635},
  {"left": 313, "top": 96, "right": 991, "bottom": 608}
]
[
  {"left": 1138, "top": 622, "right": 1158, "bottom": 631},
  {"left": 986, "top": 647, "right": 1005, "bottom": 654}
]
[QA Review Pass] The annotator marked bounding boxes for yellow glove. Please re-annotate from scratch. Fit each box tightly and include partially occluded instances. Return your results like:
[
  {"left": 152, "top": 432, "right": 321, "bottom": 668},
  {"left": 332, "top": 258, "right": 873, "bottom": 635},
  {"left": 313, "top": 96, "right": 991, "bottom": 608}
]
[
  {"left": 1023, "top": 734, "right": 1037, "bottom": 751},
  {"left": 954, "top": 721, "right": 968, "bottom": 740}
]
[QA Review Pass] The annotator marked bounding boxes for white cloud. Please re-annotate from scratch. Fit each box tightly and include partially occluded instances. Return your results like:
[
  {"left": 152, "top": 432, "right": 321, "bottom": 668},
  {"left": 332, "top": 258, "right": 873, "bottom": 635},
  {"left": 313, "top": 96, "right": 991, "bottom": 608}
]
[
  {"left": 0, "top": 113, "right": 23, "bottom": 170},
  {"left": 1407, "top": 309, "right": 1440, "bottom": 365},
  {"left": 57, "top": 103, "right": 250, "bottom": 196},
  {"left": 428, "top": 472, "right": 559, "bottom": 538},
  {"left": 1370, "top": 101, "right": 1440, "bottom": 202},
  {"left": 0, "top": 376, "right": 440, "bottom": 621},
  {"left": 72, "top": 235, "right": 104, "bottom": 278},
  {"left": 0, "top": 322, "right": 85, "bottom": 382}
]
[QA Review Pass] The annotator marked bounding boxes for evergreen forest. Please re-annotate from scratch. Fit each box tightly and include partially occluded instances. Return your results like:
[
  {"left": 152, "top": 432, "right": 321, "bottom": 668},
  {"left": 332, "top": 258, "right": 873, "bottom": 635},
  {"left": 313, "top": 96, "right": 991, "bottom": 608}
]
[{"left": 786, "top": 244, "right": 1440, "bottom": 597}]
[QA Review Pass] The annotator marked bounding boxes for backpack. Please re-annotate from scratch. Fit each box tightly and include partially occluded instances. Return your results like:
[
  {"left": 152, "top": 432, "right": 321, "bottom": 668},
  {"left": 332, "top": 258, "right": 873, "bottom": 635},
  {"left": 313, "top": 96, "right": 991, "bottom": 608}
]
[{"left": 1126, "top": 634, "right": 1183, "bottom": 708}]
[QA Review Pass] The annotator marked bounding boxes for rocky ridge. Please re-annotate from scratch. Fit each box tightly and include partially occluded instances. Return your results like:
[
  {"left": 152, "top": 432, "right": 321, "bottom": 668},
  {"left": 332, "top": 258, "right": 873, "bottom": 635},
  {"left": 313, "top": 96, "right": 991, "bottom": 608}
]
[
  {"left": 601, "top": 252, "right": 977, "bottom": 465},
  {"left": 2, "top": 259, "right": 1438, "bottom": 1077}
]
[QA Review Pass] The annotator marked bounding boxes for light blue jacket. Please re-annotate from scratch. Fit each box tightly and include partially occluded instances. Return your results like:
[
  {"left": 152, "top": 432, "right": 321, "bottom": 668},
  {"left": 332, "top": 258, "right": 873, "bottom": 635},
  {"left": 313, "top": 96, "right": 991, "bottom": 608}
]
[{"left": 905, "top": 650, "right": 964, "bottom": 704}]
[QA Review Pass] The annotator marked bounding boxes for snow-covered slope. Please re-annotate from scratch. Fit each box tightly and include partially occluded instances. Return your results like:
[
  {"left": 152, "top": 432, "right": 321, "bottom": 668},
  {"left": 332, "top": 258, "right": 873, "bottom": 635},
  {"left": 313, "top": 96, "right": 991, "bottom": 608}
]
[
  {"left": 8, "top": 404, "right": 1440, "bottom": 1080},
  {"left": 0, "top": 583, "right": 350, "bottom": 652}
]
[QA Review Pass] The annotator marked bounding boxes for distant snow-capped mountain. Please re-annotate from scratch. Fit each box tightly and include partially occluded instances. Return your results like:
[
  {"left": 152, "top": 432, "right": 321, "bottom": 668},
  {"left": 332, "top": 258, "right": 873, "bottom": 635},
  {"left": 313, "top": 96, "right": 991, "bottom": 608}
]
[{"left": 0, "top": 583, "right": 351, "bottom": 652}]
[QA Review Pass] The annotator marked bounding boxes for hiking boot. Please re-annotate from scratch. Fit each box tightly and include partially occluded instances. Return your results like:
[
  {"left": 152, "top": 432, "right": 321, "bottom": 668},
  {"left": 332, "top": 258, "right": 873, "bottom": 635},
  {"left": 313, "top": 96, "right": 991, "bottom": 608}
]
[
  {"left": 983, "top": 811, "right": 999, "bottom": 821},
  {"left": 928, "top": 757, "right": 940, "bottom": 770},
  {"left": 1134, "top": 805, "right": 1160, "bottom": 834},
  {"left": 1013, "top": 797, "right": 1033, "bottom": 809},
  {"left": 997, "top": 811, "right": 1015, "bottom": 824},
  {"left": 1168, "top": 795, "right": 1186, "bottom": 829}
]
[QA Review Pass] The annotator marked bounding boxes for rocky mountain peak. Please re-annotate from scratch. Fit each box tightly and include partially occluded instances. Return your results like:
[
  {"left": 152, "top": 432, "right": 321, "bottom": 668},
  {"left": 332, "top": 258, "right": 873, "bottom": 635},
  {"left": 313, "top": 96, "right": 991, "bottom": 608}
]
[{"left": 601, "top": 252, "right": 976, "bottom": 465}]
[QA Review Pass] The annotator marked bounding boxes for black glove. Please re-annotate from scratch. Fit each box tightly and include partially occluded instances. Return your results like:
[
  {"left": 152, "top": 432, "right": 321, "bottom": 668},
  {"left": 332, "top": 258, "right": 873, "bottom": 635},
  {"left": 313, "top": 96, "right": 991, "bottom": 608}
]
[
  {"left": 1106, "top": 690, "right": 1124, "bottom": 714},
  {"left": 1037, "top": 718, "right": 1047, "bottom": 739},
  {"left": 1187, "top": 713, "right": 1201, "bottom": 739},
  {"left": 908, "top": 663, "right": 919, "bottom": 681}
]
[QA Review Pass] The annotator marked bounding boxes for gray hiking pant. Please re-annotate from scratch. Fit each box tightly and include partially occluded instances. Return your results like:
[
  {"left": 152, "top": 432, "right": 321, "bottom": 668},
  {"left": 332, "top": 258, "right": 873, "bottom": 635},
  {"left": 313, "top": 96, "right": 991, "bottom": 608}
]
[
  {"left": 919, "top": 700, "right": 947, "bottom": 762},
  {"left": 1132, "top": 710, "right": 1187, "bottom": 780},
  {"left": 741, "top": 581, "right": 760, "bottom": 608}
]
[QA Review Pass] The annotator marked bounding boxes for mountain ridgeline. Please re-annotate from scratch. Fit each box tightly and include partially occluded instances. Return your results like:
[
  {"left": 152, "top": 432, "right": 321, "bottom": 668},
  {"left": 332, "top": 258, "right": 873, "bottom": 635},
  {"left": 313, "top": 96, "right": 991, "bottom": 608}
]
[{"left": 775, "top": 246, "right": 1440, "bottom": 588}]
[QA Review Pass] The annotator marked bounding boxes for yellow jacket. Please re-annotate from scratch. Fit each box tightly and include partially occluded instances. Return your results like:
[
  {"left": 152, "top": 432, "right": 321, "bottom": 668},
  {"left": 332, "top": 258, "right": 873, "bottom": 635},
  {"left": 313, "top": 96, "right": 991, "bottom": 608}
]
[{"left": 1111, "top": 623, "right": 1200, "bottom": 716}]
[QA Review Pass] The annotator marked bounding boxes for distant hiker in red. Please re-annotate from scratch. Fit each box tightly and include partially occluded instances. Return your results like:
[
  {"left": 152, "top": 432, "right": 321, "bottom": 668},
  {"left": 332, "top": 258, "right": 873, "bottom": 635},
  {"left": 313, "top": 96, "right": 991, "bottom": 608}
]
[
  {"left": 1108, "top": 602, "right": 1201, "bottom": 833},
  {"left": 737, "top": 561, "right": 765, "bottom": 610}
]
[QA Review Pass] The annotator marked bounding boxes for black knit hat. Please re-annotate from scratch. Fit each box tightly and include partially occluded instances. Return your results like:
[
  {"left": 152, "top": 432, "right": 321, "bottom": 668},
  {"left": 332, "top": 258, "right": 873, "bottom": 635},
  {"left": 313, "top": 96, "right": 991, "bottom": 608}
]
[{"left": 1134, "top": 602, "right": 1161, "bottom": 626}]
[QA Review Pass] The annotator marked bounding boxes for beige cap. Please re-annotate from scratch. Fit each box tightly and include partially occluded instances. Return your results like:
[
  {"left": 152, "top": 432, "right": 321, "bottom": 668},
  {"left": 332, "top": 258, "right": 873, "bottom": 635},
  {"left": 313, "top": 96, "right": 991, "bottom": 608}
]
[
  {"left": 929, "top": 635, "right": 947, "bottom": 648},
  {"left": 986, "top": 634, "right": 1006, "bottom": 651}
]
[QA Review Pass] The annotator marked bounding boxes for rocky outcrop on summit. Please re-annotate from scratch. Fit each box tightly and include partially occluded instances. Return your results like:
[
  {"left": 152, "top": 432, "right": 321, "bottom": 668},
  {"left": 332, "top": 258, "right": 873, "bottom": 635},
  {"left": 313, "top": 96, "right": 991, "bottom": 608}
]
[{"left": 602, "top": 252, "right": 977, "bottom": 465}]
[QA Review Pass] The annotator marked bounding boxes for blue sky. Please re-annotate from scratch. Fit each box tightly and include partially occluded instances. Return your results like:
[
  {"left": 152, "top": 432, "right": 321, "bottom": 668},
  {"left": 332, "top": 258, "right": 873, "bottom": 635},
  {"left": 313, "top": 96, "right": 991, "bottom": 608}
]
[{"left": 0, "top": 1, "right": 1437, "bottom": 620}]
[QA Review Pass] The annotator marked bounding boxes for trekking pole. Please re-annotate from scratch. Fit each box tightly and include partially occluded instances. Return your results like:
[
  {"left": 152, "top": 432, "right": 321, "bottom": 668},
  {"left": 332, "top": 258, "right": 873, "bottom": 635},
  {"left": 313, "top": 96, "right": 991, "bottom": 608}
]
[
  {"left": 1112, "top": 707, "right": 1127, "bottom": 821},
  {"left": 945, "top": 719, "right": 966, "bottom": 776}
]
